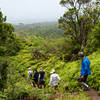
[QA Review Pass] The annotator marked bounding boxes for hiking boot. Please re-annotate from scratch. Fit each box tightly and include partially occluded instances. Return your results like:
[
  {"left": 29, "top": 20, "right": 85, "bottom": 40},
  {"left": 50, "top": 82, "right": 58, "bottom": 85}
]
[
  {"left": 83, "top": 83, "right": 90, "bottom": 91},
  {"left": 83, "top": 86, "right": 90, "bottom": 91}
]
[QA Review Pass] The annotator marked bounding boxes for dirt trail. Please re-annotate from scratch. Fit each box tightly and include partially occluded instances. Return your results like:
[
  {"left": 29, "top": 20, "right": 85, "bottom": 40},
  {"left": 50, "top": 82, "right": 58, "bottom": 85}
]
[
  {"left": 86, "top": 89, "right": 100, "bottom": 100},
  {"left": 50, "top": 89, "right": 100, "bottom": 100},
  {"left": 24, "top": 89, "right": 100, "bottom": 100},
  {"left": 24, "top": 95, "right": 39, "bottom": 100},
  {"left": 49, "top": 93, "right": 61, "bottom": 100}
]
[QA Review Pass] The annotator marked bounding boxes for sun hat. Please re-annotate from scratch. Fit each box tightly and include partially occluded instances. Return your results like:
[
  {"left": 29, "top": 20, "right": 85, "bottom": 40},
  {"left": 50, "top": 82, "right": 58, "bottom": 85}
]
[
  {"left": 28, "top": 67, "right": 31, "bottom": 70},
  {"left": 50, "top": 69, "right": 56, "bottom": 74}
]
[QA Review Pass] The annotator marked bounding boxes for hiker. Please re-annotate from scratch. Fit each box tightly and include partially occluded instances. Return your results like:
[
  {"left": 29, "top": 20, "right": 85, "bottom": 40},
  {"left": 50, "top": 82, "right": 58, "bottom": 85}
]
[
  {"left": 49, "top": 69, "right": 60, "bottom": 89},
  {"left": 33, "top": 68, "right": 39, "bottom": 87},
  {"left": 38, "top": 67, "right": 45, "bottom": 88},
  {"left": 28, "top": 67, "right": 33, "bottom": 79},
  {"left": 77, "top": 52, "right": 91, "bottom": 91}
]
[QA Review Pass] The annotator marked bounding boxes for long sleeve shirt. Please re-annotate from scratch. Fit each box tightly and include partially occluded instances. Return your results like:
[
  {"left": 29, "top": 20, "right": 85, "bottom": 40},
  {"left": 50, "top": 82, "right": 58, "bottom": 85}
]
[
  {"left": 81, "top": 57, "right": 91, "bottom": 76},
  {"left": 28, "top": 70, "right": 33, "bottom": 78},
  {"left": 49, "top": 73, "right": 60, "bottom": 86}
]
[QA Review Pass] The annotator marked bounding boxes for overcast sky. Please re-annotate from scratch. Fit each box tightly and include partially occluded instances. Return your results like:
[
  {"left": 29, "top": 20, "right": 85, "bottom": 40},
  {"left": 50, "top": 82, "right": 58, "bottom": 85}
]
[{"left": 0, "top": 0, "right": 66, "bottom": 24}]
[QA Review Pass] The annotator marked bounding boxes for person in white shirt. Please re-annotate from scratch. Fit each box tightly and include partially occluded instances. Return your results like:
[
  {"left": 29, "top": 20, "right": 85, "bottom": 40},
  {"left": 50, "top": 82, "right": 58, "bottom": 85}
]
[
  {"left": 49, "top": 69, "right": 60, "bottom": 89},
  {"left": 28, "top": 68, "right": 33, "bottom": 79}
]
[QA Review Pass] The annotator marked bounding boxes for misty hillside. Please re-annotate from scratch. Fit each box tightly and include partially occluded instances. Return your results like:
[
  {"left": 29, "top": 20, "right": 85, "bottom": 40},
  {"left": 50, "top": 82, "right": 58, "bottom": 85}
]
[{"left": 14, "top": 22, "right": 64, "bottom": 38}]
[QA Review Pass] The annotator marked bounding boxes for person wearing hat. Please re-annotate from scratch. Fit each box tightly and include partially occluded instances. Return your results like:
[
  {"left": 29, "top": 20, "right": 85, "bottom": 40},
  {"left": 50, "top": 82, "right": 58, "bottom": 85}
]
[
  {"left": 28, "top": 67, "right": 33, "bottom": 79},
  {"left": 77, "top": 52, "right": 91, "bottom": 91},
  {"left": 49, "top": 69, "right": 60, "bottom": 89}
]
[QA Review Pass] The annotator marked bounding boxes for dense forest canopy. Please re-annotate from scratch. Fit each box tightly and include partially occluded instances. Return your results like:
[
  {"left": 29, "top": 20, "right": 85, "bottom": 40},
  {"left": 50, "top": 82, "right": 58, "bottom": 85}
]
[
  {"left": 59, "top": 0, "right": 100, "bottom": 54},
  {"left": 14, "top": 22, "right": 64, "bottom": 39}
]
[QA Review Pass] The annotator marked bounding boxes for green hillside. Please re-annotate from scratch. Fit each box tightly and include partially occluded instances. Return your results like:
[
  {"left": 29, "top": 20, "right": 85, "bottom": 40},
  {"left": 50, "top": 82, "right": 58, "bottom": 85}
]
[
  {"left": 0, "top": 0, "right": 100, "bottom": 99},
  {"left": 1, "top": 43, "right": 99, "bottom": 99},
  {"left": 14, "top": 22, "right": 64, "bottom": 39}
]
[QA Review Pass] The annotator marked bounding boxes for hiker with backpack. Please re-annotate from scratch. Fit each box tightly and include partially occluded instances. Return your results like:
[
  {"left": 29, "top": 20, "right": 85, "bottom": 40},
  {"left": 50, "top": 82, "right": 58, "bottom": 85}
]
[
  {"left": 49, "top": 69, "right": 60, "bottom": 89},
  {"left": 33, "top": 68, "right": 39, "bottom": 87},
  {"left": 77, "top": 52, "right": 91, "bottom": 91},
  {"left": 38, "top": 67, "right": 45, "bottom": 88}
]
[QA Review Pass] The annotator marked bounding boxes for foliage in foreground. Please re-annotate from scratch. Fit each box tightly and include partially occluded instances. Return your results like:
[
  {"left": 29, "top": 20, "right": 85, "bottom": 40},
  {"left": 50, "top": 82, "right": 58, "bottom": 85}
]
[
  {"left": 2, "top": 44, "right": 99, "bottom": 99},
  {"left": 55, "top": 92, "right": 89, "bottom": 100}
]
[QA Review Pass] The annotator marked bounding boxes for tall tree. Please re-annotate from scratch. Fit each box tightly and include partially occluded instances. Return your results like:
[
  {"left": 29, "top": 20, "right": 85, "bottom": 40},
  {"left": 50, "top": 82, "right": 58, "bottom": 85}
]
[
  {"left": 0, "top": 10, "right": 23, "bottom": 56},
  {"left": 0, "top": 10, "right": 17, "bottom": 90},
  {"left": 0, "top": 10, "right": 14, "bottom": 45},
  {"left": 58, "top": 0, "right": 100, "bottom": 52}
]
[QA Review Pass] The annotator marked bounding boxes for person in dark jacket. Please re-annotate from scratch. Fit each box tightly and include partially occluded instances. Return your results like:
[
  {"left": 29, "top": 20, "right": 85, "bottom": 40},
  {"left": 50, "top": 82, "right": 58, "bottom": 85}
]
[
  {"left": 33, "top": 68, "right": 39, "bottom": 87},
  {"left": 77, "top": 52, "right": 91, "bottom": 91},
  {"left": 38, "top": 67, "right": 45, "bottom": 88}
]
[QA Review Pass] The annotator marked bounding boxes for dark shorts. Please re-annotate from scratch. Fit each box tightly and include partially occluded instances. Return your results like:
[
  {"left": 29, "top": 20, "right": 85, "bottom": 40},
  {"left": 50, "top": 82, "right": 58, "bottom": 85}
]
[
  {"left": 33, "top": 79, "right": 38, "bottom": 83},
  {"left": 39, "top": 79, "right": 45, "bottom": 85},
  {"left": 77, "top": 75, "right": 88, "bottom": 82}
]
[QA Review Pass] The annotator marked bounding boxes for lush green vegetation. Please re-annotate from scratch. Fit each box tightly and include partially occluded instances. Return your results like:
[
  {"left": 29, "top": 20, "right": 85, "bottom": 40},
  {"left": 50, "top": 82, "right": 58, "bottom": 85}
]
[
  {"left": 59, "top": 0, "right": 100, "bottom": 54},
  {"left": 0, "top": 0, "right": 100, "bottom": 100},
  {"left": 14, "top": 22, "right": 64, "bottom": 39},
  {"left": 1, "top": 42, "right": 100, "bottom": 100}
]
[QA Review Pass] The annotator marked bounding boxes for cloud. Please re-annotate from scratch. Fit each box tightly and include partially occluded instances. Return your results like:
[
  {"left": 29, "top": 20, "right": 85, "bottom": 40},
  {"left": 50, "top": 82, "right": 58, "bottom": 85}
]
[{"left": 0, "top": 0, "right": 65, "bottom": 24}]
